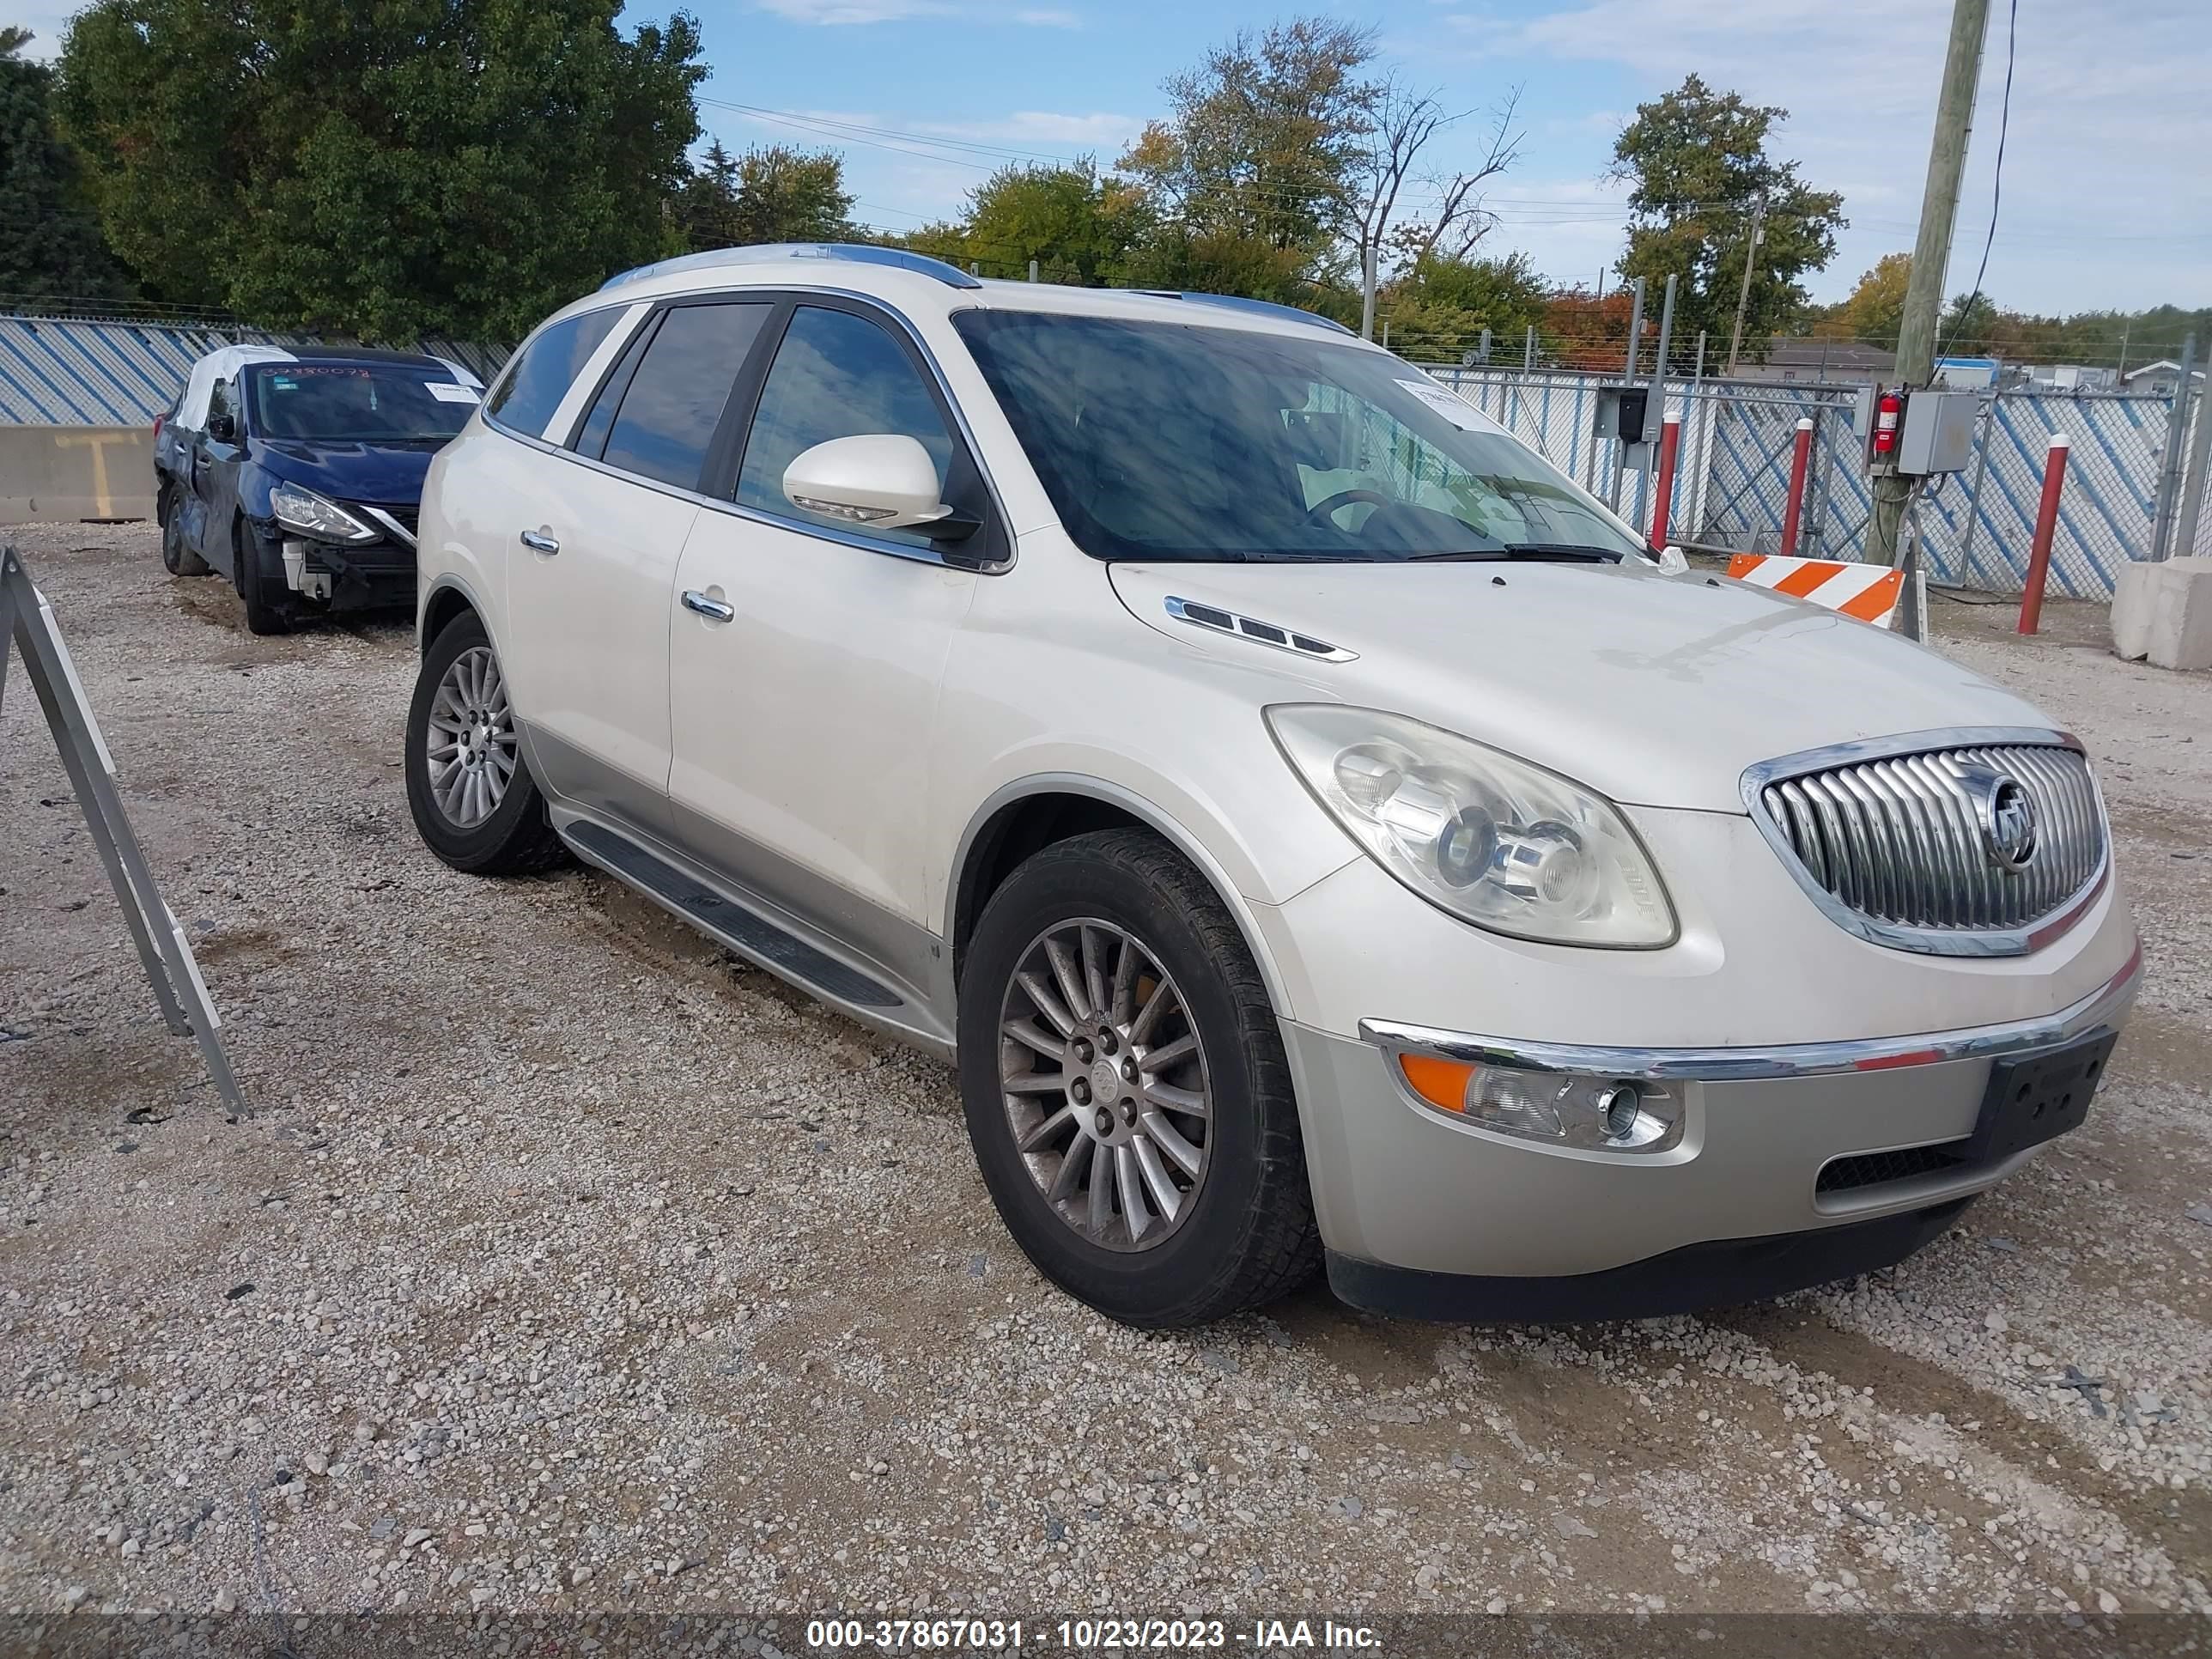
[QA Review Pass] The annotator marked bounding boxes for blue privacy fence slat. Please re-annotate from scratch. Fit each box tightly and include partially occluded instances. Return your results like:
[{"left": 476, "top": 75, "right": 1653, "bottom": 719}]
[
  {"left": 1990, "top": 400, "right": 2115, "bottom": 595},
  {"left": 0, "top": 313, "right": 514, "bottom": 427},
  {"left": 1425, "top": 361, "right": 2180, "bottom": 597}
]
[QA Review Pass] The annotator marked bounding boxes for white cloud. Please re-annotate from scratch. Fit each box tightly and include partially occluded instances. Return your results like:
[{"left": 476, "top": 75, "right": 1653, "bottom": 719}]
[
  {"left": 750, "top": 0, "right": 941, "bottom": 21},
  {"left": 751, "top": 0, "right": 1081, "bottom": 24},
  {"left": 9, "top": 2, "right": 82, "bottom": 58},
  {"left": 702, "top": 104, "right": 1146, "bottom": 236},
  {"left": 712, "top": 103, "right": 1139, "bottom": 162},
  {"left": 1458, "top": 0, "right": 2212, "bottom": 313},
  {"left": 918, "top": 111, "right": 1143, "bottom": 149}
]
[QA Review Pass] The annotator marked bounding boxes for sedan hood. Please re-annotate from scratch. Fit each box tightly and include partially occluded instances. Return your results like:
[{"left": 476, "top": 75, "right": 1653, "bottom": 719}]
[
  {"left": 1109, "top": 559, "right": 2057, "bottom": 813},
  {"left": 251, "top": 437, "right": 441, "bottom": 505}
]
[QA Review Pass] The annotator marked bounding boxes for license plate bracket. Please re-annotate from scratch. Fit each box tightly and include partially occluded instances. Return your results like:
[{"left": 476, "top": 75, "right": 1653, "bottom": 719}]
[{"left": 1964, "top": 1028, "right": 2118, "bottom": 1167}]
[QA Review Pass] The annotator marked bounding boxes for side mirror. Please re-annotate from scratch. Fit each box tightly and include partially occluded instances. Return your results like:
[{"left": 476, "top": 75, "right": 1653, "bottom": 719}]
[
  {"left": 781, "top": 434, "right": 960, "bottom": 535},
  {"left": 206, "top": 412, "right": 237, "bottom": 443}
]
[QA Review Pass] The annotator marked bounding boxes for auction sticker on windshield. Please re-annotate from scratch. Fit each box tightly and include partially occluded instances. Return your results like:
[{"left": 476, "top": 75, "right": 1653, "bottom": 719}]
[
  {"left": 427, "top": 383, "right": 481, "bottom": 404},
  {"left": 1395, "top": 377, "right": 1484, "bottom": 429}
]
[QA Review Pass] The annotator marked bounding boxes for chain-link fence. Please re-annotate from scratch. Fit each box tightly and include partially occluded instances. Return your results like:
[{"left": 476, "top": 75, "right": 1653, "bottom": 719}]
[
  {"left": 0, "top": 312, "right": 510, "bottom": 427},
  {"left": 1426, "top": 363, "right": 2202, "bottom": 599}
]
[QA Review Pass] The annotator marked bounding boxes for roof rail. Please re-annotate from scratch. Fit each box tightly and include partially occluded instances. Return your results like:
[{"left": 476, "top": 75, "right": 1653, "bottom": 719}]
[
  {"left": 1137, "top": 290, "right": 1356, "bottom": 337},
  {"left": 599, "top": 243, "right": 982, "bottom": 293}
]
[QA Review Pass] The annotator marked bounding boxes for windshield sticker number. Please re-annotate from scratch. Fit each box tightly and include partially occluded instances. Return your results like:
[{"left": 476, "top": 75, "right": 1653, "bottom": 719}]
[
  {"left": 1395, "top": 378, "right": 1484, "bottom": 430},
  {"left": 427, "top": 382, "right": 482, "bottom": 404}
]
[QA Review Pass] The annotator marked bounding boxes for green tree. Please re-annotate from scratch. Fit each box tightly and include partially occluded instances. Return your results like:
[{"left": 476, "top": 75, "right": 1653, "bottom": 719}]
[
  {"left": 956, "top": 160, "right": 1151, "bottom": 283},
  {"left": 1119, "top": 15, "right": 1375, "bottom": 273},
  {"left": 1608, "top": 74, "right": 1844, "bottom": 359},
  {"left": 1833, "top": 252, "right": 1911, "bottom": 347},
  {"left": 1379, "top": 251, "right": 1547, "bottom": 362},
  {"left": 680, "top": 137, "right": 744, "bottom": 249},
  {"left": 56, "top": 0, "right": 705, "bottom": 339},
  {"left": 681, "top": 140, "right": 853, "bottom": 251},
  {"left": 1117, "top": 226, "right": 1320, "bottom": 305},
  {"left": 0, "top": 28, "right": 132, "bottom": 305},
  {"left": 1941, "top": 289, "right": 2000, "bottom": 351}
]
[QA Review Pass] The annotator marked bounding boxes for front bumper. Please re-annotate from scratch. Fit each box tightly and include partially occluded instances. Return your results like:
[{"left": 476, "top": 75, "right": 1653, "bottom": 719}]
[
  {"left": 1279, "top": 945, "right": 2141, "bottom": 1316},
  {"left": 276, "top": 532, "right": 415, "bottom": 611}
]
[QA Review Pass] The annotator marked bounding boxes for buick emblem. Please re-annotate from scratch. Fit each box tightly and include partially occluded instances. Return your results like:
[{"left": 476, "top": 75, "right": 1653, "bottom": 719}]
[{"left": 1979, "top": 774, "right": 2039, "bottom": 871}]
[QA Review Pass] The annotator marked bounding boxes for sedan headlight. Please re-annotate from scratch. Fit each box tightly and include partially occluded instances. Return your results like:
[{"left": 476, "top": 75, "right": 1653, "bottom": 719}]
[
  {"left": 1266, "top": 705, "right": 1677, "bottom": 948},
  {"left": 269, "top": 482, "right": 375, "bottom": 543}
]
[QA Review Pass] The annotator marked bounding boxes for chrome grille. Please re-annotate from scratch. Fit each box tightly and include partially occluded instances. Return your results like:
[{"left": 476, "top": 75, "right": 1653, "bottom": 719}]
[{"left": 1752, "top": 739, "right": 2106, "bottom": 954}]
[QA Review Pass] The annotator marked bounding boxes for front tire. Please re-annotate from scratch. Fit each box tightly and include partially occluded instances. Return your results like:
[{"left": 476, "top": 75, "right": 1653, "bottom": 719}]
[
  {"left": 405, "top": 611, "right": 568, "bottom": 876},
  {"left": 234, "top": 518, "right": 291, "bottom": 635},
  {"left": 159, "top": 486, "right": 209, "bottom": 576},
  {"left": 957, "top": 830, "right": 1321, "bottom": 1328}
]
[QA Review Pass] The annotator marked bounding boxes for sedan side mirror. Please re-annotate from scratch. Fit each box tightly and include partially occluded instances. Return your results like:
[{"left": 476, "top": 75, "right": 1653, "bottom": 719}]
[
  {"left": 782, "top": 434, "right": 963, "bottom": 536},
  {"left": 206, "top": 412, "right": 237, "bottom": 443}
]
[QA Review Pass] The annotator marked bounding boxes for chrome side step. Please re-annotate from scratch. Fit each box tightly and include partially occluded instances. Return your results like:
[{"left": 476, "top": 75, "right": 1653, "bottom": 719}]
[{"left": 562, "top": 818, "right": 904, "bottom": 1006}]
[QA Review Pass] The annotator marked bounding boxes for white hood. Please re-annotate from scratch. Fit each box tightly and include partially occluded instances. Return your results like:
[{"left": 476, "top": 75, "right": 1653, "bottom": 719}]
[{"left": 1108, "top": 558, "right": 2057, "bottom": 814}]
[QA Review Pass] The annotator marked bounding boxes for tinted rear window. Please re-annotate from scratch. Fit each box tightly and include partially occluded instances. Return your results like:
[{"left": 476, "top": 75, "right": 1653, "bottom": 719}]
[
  {"left": 487, "top": 308, "right": 623, "bottom": 438},
  {"left": 599, "top": 302, "right": 774, "bottom": 492}
]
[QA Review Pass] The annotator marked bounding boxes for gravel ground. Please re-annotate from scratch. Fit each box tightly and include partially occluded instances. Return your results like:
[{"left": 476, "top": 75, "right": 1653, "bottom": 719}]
[{"left": 3, "top": 524, "right": 2209, "bottom": 1632}]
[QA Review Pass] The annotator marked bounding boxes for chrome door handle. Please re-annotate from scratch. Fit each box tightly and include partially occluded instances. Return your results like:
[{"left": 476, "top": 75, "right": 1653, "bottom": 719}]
[
  {"left": 681, "top": 589, "right": 735, "bottom": 623},
  {"left": 519, "top": 529, "right": 559, "bottom": 555}
]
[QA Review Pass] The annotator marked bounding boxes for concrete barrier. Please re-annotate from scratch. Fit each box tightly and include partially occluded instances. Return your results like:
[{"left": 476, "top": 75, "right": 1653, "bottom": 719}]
[
  {"left": 0, "top": 426, "right": 156, "bottom": 524},
  {"left": 2112, "top": 556, "right": 2212, "bottom": 671}
]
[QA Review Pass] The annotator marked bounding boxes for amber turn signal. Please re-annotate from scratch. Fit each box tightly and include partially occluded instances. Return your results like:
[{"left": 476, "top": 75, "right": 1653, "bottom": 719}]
[{"left": 1399, "top": 1054, "right": 1474, "bottom": 1112}]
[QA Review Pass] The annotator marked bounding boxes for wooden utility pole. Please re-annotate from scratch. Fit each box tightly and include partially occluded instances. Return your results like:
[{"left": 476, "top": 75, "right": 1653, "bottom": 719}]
[
  {"left": 1723, "top": 200, "right": 1765, "bottom": 376},
  {"left": 1868, "top": 0, "right": 1991, "bottom": 569}
]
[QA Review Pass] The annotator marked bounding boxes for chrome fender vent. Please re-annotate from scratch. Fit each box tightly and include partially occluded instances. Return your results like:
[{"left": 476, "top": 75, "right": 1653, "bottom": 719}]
[{"left": 1163, "top": 596, "right": 1357, "bottom": 662}]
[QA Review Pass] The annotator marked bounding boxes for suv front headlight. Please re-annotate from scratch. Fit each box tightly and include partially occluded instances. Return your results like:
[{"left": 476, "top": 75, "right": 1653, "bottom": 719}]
[
  {"left": 1266, "top": 705, "right": 1677, "bottom": 948},
  {"left": 269, "top": 482, "right": 376, "bottom": 543}
]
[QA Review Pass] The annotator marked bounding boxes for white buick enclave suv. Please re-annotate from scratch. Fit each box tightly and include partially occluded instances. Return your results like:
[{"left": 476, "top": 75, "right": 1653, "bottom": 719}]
[{"left": 407, "top": 243, "right": 2139, "bottom": 1328}]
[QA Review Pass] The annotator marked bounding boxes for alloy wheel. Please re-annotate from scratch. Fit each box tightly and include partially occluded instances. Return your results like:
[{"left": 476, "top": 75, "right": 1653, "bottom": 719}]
[
  {"left": 996, "top": 918, "right": 1213, "bottom": 1252},
  {"left": 423, "top": 644, "right": 517, "bottom": 829}
]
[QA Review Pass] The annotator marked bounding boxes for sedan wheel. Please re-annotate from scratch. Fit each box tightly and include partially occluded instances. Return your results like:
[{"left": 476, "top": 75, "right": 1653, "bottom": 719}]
[{"left": 998, "top": 918, "right": 1212, "bottom": 1252}]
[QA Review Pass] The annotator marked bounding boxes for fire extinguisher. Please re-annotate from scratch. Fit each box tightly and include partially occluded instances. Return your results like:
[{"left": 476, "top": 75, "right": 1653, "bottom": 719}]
[{"left": 1871, "top": 388, "right": 1903, "bottom": 463}]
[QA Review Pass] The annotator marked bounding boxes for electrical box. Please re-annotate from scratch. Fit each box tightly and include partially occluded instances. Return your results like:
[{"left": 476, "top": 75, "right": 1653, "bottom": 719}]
[
  {"left": 1895, "top": 389, "right": 1978, "bottom": 476},
  {"left": 1594, "top": 386, "right": 1650, "bottom": 444},
  {"left": 1850, "top": 384, "right": 1878, "bottom": 443}
]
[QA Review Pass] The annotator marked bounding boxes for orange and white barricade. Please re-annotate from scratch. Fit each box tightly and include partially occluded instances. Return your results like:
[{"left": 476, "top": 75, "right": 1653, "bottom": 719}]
[{"left": 1725, "top": 553, "right": 1906, "bottom": 629}]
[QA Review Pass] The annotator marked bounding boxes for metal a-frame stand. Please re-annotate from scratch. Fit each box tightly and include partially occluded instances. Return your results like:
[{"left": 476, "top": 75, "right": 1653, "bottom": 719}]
[{"left": 3, "top": 544, "right": 246, "bottom": 1111}]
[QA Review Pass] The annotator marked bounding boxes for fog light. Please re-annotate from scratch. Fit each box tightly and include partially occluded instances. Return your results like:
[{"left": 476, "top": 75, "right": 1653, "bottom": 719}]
[
  {"left": 1599, "top": 1081, "right": 1641, "bottom": 1137},
  {"left": 1395, "top": 1054, "right": 1681, "bottom": 1153}
]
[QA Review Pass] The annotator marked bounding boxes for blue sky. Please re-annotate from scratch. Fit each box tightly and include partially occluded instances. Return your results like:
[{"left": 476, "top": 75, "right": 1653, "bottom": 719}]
[{"left": 21, "top": 0, "right": 2210, "bottom": 325}]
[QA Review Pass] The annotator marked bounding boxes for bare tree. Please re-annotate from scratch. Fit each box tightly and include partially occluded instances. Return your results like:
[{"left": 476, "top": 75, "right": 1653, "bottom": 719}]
[{"left": 1342, "top": 81, "right": 1523, "bottom": 338}]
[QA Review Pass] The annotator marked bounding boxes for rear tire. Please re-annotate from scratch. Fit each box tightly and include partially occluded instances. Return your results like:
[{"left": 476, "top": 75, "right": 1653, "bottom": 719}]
[
  {"left": 158, "top": 486, "right": 208, "bottom": 576},
  {"left": 405, "top": 610, "right": 568, "bottom": 876},
  {"left": 957, "top": 829, "right": 1322, "bottom": 1328}
]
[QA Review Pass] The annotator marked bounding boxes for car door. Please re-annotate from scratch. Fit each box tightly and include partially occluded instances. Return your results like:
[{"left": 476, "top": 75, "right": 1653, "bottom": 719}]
[
  {"left": 666, "top": 298, "right": 1006, "bottom": 988},
  {"left": 495, "top": 299, "right": 774, "bottom": 842},
  {"left": 186, "top": 376, "right": 246, "bottom": 573}
]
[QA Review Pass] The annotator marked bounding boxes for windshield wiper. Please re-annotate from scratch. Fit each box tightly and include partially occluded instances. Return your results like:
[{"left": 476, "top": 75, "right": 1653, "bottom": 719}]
[{"left": 1406, "top": 542, "right": 1621, "bottom": 564}]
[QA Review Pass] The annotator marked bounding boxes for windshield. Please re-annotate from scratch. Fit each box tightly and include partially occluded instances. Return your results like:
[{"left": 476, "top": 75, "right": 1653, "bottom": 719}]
[
  {"left": 246, "top": 364, "right": 477, "bottom": 443},
  {"left": 953, "top": 310, "right": 1646, "bottom": 564}
]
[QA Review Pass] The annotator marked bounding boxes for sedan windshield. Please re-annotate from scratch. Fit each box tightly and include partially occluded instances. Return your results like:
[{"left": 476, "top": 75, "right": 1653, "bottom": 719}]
[
  {"left": 955, "top": 309, "right": 1646, "bottom": 565},
  {"left": 246, "top": 364, "right": 476, "bottom": 444}
]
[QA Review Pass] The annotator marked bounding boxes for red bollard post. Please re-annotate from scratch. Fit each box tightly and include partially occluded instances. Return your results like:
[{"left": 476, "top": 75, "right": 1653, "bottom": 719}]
[
  {"left": 1649, "top": 413, "right": 1682, "bottom": 550},
  {"left": 1778, "top": 417, "right": 1814, "bottom": 556},
  {"left": 2018, "top": 433, "right": 2070, "bottom": 635}
]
